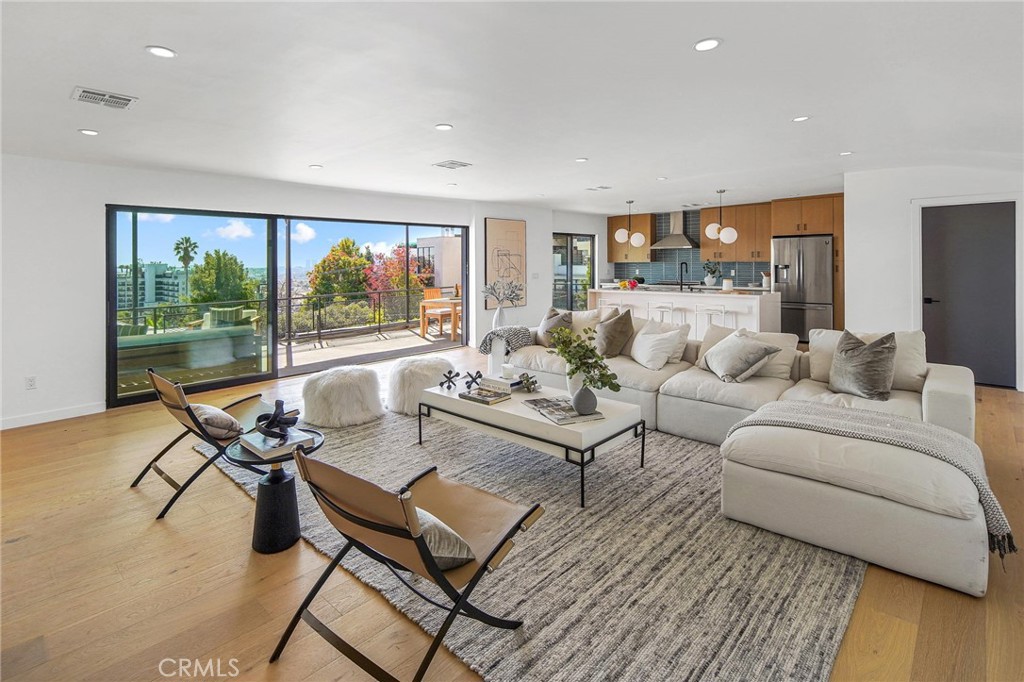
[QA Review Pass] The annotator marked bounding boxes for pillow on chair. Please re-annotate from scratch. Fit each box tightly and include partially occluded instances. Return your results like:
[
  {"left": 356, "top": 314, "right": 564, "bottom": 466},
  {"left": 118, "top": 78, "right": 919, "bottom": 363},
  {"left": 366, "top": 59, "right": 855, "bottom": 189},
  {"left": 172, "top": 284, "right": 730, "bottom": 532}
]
[
  {"left": 828, "top": 330, "right": 897, "bottom": 400},
  {"left": 416, "top": 508, "right": 476, "bottom": 570},
  {"left": 191, "top": 404, "right": 243, "bottom": 439},
  {"left": 537, "top": 308, "right": 572, "bottom": 348}
]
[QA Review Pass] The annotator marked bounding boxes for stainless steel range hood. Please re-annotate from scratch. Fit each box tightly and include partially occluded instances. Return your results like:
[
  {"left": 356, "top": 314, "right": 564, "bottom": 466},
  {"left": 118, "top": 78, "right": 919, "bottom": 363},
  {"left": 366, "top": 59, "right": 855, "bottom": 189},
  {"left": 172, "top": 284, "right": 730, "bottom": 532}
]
[{"left": 650, "top": 211, "right": 700, "bottom": 249}]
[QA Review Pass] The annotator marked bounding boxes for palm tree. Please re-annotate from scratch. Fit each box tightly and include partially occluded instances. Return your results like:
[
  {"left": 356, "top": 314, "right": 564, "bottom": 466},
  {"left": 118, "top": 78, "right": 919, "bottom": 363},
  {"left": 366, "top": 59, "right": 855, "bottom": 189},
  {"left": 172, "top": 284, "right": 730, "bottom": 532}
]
[{"left": 173, "top": 236, "right": 199, "bottom": 301}]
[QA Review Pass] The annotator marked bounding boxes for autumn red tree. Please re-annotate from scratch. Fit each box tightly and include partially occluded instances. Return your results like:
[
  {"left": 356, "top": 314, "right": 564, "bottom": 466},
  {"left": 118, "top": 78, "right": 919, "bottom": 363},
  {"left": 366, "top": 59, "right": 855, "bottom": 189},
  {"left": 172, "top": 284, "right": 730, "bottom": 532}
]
[{"left": 364, "top": 245, "right": 432, "bottom": 292}]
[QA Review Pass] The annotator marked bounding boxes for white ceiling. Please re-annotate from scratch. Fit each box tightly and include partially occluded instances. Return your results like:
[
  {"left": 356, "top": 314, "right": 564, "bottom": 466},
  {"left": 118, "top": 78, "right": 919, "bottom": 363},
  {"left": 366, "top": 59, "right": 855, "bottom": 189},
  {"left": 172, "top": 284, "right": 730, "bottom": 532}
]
[{"left": 2, "top": 2, "right": 1022, "bottom": 215}]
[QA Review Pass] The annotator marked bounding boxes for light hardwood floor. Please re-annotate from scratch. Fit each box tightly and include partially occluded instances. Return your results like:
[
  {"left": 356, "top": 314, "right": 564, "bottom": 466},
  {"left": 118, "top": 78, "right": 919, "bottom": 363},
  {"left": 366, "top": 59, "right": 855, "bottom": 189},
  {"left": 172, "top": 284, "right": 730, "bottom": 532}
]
[{"left": 1, "top": 348, "right": 1021, "bottom": 681}]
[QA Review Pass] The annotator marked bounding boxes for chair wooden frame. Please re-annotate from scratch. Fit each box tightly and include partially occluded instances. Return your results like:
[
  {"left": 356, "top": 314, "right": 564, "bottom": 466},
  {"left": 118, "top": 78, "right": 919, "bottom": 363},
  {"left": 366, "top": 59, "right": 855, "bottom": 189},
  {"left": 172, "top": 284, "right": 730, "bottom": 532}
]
[
  {"left": 131, "top": 368, "right": 273, "bottom": 519},
  {"left": 422, "top": 288, "right": 453, "bottom": 336},
  {"left": 271, "top": 456, "right": 543, "bottom": 682}
]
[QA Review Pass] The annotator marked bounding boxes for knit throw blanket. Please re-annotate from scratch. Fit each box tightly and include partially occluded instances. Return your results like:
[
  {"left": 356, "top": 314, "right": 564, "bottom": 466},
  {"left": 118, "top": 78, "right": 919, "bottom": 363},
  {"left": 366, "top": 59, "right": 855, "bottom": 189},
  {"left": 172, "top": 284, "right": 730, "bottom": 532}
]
[
  {"left": 728, "top": 401, "right": 1017, "bottom": 559},
  {"left": 479, "top": 325, "right": 534, "bottom": 358}
]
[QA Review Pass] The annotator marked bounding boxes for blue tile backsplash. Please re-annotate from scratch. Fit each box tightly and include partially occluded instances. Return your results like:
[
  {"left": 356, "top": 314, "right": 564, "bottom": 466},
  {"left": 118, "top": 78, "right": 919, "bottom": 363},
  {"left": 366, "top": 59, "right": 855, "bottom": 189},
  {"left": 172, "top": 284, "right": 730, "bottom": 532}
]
[{"left": 613, "top": 211, "right": 770, "bottom": 285}]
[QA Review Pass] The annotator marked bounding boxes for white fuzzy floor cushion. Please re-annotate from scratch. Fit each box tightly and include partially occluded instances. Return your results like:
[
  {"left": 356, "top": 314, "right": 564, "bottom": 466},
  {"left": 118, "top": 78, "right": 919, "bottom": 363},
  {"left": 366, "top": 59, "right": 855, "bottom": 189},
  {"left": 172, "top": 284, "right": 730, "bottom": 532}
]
[
  {"left": 387, "top": 356, "right": 455, "bottom": 415},
  {"left": 302, "top": 366, "right": 384, "bottom": 427}
]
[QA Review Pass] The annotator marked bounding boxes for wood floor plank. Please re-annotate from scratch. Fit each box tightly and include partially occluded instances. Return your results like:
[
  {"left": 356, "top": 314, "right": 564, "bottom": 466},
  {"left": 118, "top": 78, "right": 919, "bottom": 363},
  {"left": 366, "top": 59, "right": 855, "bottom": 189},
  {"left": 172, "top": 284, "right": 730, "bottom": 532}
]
[{"left": 1, "top": 353, "right": 1021, "bottom": 682}]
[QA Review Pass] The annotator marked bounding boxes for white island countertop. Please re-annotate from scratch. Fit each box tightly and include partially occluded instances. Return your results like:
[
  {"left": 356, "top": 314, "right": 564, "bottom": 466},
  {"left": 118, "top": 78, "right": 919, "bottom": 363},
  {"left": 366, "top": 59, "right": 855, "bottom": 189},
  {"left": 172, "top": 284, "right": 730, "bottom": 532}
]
[{"left": 587, "top": 288, "right": 781, "bottom": 337}]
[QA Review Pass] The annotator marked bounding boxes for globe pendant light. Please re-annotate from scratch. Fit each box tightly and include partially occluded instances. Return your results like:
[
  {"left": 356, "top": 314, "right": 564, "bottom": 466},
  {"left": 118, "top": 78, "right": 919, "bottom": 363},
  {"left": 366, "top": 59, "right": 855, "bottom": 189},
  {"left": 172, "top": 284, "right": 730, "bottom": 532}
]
[
  {"left": 615, "top": 200, "right": 646, "bottom": 253},
  {"left": 706, "top": 189, "right": 737, "bottom": 244}
]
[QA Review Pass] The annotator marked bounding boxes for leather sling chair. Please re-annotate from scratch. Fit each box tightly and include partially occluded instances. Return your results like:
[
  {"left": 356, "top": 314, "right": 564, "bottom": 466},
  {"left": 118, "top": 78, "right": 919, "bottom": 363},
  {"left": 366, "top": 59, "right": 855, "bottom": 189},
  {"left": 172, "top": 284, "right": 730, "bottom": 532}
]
[
  {"left": 271, "top": 450, "right": 544, "bottom": 682},
  {"left": 131, "top": 368, "right": 280, "bottom": 519}
]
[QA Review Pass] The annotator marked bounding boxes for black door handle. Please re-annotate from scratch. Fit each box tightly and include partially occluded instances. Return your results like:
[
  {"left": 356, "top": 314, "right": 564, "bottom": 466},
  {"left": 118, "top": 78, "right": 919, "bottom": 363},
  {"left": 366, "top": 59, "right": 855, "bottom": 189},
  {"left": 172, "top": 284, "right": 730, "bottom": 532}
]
[{"left": 923, "top": 297, "right": 941, "bottom": 304}]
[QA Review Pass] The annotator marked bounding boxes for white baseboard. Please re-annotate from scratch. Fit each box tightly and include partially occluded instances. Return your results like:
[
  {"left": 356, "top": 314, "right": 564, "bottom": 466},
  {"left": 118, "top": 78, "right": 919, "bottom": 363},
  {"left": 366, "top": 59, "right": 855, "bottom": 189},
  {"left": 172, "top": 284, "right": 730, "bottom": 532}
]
[{"left": 1, "top": 402, "right": 106, "bottom": 430}]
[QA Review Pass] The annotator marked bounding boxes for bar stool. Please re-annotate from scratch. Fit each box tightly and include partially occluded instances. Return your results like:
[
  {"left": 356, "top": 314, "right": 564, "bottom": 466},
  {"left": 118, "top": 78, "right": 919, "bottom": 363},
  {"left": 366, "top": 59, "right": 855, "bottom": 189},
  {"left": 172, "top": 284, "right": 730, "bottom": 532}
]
[
  {"left": 695, "top": 303, "right": 735, "bottom": 329},
  {"left": 647, "top": 301, "right": 675, "bottom": 324}
]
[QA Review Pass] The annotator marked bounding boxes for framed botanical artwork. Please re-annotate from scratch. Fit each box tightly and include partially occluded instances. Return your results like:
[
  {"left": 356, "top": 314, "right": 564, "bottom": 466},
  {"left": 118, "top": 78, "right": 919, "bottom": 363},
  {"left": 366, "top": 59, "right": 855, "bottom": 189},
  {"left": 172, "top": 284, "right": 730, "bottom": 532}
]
[{"left": 484, "top": 218, "right": 527, "bottom": 310}]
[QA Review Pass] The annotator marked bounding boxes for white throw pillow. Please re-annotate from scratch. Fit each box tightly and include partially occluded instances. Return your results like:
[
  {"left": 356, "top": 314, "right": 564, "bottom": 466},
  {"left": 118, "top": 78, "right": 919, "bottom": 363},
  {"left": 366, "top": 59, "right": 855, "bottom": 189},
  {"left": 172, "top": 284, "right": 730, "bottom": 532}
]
[
  {"left": 810, "top": 329, "right": 928, "bottom": 392},
  {"left": 632, "top": 320, "right": 691, "bottom": 363},
  {"left": 698, "top": 331, "right": 782, "bottom": 383},
  {"left": 629, "top": 328, "right": 680, "bottom": 371},
  {"left": 571, "top": 307, "right": 615, "bottom": 336}
]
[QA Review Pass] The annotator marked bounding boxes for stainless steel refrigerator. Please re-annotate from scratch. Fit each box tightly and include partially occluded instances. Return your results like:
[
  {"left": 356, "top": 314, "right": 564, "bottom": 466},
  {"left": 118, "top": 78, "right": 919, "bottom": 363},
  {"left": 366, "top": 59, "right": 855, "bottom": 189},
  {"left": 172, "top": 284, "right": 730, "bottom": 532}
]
[{"left": 772, "top": 235, "right": 833, "bottom": 342}]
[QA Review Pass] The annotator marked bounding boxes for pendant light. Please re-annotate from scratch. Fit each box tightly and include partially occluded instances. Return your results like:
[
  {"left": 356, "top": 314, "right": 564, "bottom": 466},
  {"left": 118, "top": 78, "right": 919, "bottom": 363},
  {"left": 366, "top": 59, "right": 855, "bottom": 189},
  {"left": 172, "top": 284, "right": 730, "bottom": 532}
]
[
  {"left": 615, "top": 200, "right": 646, "bottom": 252},
  {"left": 705, "top": 189, "right": 738, "bottom": 244}
]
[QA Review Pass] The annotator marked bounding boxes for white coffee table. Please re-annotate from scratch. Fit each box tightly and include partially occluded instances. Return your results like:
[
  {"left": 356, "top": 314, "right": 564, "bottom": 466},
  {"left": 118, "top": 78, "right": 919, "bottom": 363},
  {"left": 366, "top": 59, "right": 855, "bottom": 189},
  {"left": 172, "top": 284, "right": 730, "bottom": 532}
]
[{"left": 418, "top": 386, "right": 645, "bottom": 507}]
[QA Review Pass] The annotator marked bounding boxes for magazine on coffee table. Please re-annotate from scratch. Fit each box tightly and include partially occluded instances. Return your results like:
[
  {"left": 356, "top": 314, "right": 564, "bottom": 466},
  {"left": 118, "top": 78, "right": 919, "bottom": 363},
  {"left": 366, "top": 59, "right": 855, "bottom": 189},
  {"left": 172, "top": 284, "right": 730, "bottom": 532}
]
[{"left": 523, "top": 396, "right": 605, "bottom": 425}]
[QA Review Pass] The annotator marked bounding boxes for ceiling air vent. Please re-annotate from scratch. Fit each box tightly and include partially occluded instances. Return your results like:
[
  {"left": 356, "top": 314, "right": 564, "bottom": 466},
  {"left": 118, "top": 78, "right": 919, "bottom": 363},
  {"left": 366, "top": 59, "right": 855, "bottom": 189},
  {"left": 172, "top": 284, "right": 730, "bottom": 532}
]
[
  {"left": 585, "top": 185, "right": 613, "bottom": 191},
  {"left": 433, "top": 160, "right": 472, "bottom": 170},
  {"left": 71, "top": 87, "right": 139, "bottom": 110}
]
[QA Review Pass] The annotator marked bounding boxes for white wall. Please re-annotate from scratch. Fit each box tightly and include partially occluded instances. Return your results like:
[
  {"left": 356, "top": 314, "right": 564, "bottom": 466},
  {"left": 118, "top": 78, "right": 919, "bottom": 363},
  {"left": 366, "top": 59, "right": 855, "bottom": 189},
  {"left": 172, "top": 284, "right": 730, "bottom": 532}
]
[
  {"left": 0, "top": 154, "right": 603, "bottom": 428},
  {"left": 844, "top": 165, "right": 1024, "bottom": 388}
]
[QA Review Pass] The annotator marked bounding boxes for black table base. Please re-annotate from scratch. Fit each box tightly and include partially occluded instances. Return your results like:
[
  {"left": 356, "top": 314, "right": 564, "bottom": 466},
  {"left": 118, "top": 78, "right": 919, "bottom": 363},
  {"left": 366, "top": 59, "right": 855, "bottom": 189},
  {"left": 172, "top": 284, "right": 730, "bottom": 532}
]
[{"left": 252, "top": 467, "right": 301, "bottom": 554}]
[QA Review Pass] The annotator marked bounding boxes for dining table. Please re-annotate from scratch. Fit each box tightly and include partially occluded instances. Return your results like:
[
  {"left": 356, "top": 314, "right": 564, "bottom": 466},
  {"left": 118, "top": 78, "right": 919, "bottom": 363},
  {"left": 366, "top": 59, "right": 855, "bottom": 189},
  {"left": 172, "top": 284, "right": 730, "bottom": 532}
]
[{"left": 419, "top": 297, "right": 463, "bottom": 340}]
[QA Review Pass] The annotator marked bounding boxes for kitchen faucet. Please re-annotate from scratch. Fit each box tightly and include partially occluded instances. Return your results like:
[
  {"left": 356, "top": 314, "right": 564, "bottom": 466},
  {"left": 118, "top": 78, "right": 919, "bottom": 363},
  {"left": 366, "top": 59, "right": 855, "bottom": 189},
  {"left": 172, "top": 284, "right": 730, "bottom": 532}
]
[{"left": 679, "top": 261, "right": 689, "bottom": 291}]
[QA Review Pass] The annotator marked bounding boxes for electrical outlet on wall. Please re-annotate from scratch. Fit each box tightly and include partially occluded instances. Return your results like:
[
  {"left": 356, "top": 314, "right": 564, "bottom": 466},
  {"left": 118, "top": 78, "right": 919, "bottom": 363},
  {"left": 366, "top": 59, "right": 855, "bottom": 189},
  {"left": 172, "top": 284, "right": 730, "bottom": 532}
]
[{"left": 25, "top": 376, "right": 37, "bottom": 390}]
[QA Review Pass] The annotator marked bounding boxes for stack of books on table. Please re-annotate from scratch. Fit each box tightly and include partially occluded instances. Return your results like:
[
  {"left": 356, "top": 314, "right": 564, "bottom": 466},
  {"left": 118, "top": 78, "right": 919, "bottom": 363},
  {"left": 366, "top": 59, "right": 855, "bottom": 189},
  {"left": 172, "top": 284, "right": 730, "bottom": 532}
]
[
  {"left": 458, "top": 387, "right": 512, "bottom": 405},
  {"left": 480, "top": 376, "right": 523, "bottom": 393},
  {"left": 239, "top": 429, "right": 315, "bottom": 457},
  {"left": 523, "top": 397, "right": 605, "bottom": 425}
]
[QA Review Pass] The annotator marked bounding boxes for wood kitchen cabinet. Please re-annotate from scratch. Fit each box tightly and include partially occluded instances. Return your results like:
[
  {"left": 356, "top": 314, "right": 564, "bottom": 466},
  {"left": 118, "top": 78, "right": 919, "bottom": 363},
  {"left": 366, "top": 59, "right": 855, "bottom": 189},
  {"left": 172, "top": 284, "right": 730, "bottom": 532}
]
[
  {"left": 733, "top": 203, "right": 772, "bottom": 261},
  {"left": 700, "top": 206, "right": 735, "bottom": 261},
  {"left": 771, "top": 195, "right": 836, "bottom": 235},
  {"left": 606, "top": 213, "right": 654, "bottom": 263}
]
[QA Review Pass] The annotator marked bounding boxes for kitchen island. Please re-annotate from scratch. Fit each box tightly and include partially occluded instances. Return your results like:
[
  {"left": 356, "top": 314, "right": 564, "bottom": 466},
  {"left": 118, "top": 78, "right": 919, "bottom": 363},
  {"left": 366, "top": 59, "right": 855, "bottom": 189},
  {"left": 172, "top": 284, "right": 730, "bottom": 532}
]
[{"left": 588, "top": 287, "right": 781, "bottom": 339}]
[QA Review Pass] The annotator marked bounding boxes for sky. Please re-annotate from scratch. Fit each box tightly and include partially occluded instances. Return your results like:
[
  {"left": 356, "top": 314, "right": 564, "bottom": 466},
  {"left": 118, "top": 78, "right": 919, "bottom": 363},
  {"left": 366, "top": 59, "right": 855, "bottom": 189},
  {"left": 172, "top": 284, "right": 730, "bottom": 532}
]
[{"left": 115, "top": 211, "right": 459, "bottom": 270}]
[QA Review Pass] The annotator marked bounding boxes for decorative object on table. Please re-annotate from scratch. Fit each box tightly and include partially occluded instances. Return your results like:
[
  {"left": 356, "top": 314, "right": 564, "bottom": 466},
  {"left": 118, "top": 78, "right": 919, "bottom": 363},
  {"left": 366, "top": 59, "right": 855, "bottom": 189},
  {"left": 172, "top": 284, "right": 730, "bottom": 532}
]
[
  {"left": 613, "top": 199, "right": 646, "bottom": 258},
  {"left": 704, "top": 189, "right": 738, "bottom": 244},
  {"left": 524, "top": 395, "right": 604, "bottom": 425},
  {"left": 501, "top": 363, "right": 515, "bottom": 379},
  {"left": 762, "top": 272, "right": 771, "bottom": 288},
  {"left": 722, "top": 277, "right": 734, "bottom": 292},
  {"left": 518, "top": 372, "right": 540, "bottom": 393},
  {"left": 483, "top": 217, "right": 527, "bottom": 312},
  {"left": 240, "top": 427, "right": 316, "bottom": 457},
  {"left": 439, "top": 370, "right": 462, "bottom": 391},
  {"left": 463, "top": 370, "right": 483, "bottom": 390},
  {"left": 482, "top": 278, "right": 525, "bottom": 329},
  {"left": 478, "top": 325, "right": 533, "bottom": 357},
  {"left": 458, "top": 386, "right": 512, "bottom": 405},
  {"left": 481, "top": 375, "right": 523, "bottom": 393},
  {"left": 302, "top": 366, "right": 384, "bottom": 428},
  {"left": 255, "top": 399, "right": 299, "bottom": 439},
  {"left": 547, "top": 326, "right": 621, "bottom": 415},
  {"left": 387, "top": 356, "right": 455, "bottom": 416},
  {"left": 617, "top": 278, "right": 639, "bottom": 290},
  {"left": 703, "top": 260, "right": 721, "bottom": 287}
]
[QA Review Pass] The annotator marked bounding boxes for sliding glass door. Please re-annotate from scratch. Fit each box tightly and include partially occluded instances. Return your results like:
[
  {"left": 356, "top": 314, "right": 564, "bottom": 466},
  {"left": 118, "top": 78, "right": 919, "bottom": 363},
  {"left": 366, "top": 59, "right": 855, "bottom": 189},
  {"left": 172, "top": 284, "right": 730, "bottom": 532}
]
[
  {"left": 552, "top": 233, "right": 594, "bottom": 310},
  {"left": 107, "top": 207, "right": 273, "bottom": 405}
]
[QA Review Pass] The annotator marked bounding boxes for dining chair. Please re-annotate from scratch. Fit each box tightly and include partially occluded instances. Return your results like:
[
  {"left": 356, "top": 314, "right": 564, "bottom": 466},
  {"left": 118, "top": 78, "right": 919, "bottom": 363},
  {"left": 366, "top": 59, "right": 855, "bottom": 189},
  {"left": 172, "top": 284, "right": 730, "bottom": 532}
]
[
  {"left": 422, "top": 288, "right": 453, "bottom": 336},
  {"left": 131, "top": 369, "right": 274, "bottom": 519},
  {"left": 270, "top": 455, "right": 544, "bottom": 682}
]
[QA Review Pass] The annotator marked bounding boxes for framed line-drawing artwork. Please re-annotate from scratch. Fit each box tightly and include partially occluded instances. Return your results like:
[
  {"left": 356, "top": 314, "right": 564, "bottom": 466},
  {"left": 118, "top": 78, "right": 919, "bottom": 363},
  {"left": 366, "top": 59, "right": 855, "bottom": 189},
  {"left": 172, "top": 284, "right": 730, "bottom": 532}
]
[{"left": 484, "top": 217, "right": 527, "bottom": 310}]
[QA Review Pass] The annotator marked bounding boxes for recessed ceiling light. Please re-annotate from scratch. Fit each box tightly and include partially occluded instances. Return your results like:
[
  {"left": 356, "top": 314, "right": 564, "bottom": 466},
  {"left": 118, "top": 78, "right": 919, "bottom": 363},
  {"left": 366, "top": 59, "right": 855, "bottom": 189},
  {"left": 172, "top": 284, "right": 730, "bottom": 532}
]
[
  {"left": 839, "top": 151, "right": 854, "bottom": 156},
  {"left": 536, "top": 194, "right": 545, "bottom": 197},
  {"left": 792, "top": 115, "right": 811, "bottom": 122},
  {"left": 145, "top": 45, "right": 177, "bottom": 58},
  {"left": 656, "top": 176, "right": 668, "bottom": 181},
  {"left": 78, "top": 128, "right": 99, "bottom": 136},
  {"left": 693, "top": 38, "right": 721, "bottom": 52},
  {"left": 308, "top": 164, "right": 323, "bottom": 169},
  {"left": 575, "top": 157, "right": 589, "bottom": 163},
  {"left": 446, "top": 183, "right": 458, "bottom": 187},
  {"left": 434, "top": 123, "right": 454, "bottom": 131}
]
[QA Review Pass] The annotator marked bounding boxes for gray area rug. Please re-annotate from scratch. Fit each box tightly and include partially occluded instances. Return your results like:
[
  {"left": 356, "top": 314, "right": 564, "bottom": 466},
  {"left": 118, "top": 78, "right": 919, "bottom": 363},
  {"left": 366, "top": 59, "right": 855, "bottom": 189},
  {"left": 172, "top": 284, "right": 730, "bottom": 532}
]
[{"left": 200, "top": 413, "right": 865, "bottom": 681}]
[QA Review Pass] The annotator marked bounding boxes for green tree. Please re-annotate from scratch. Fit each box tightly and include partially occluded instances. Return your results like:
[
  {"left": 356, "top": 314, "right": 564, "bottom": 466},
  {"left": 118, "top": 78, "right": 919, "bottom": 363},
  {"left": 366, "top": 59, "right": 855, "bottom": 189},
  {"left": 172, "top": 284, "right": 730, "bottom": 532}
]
[
  {"left": 189, "top": 250, "right": 257, "bottom": 304},
  {"left": 307, "top": 238, "right": 371, "bottom": 298},
  {"left": 173, "top": 236, "right": 199, "bottom": 301}
]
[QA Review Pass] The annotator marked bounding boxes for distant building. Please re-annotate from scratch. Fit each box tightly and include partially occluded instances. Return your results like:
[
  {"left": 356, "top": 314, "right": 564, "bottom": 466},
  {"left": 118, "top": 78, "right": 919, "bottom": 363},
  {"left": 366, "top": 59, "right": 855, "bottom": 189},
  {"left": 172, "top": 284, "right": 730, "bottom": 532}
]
[
  {"left": 116, "top": 262, "right": 187, "bottom": 308},
  {"left": 415, "top": 231, "right": 462, "bottom": 289}
]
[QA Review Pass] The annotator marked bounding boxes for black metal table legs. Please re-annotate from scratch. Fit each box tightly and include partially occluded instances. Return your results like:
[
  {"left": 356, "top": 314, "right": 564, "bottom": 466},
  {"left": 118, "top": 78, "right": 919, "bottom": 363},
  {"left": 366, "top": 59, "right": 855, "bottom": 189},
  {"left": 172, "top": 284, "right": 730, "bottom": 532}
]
[{"left": 252, "top": 465, "right": 301, "bottom": 554}]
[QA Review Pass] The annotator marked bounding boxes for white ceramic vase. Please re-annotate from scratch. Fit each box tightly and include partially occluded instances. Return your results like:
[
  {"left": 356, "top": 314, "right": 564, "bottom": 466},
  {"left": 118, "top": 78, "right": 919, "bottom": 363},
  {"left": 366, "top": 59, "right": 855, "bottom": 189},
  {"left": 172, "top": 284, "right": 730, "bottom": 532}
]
[
  {"left": 492, "top": 303, "right": 507, "bottom": 330},
  {"left": 704, "top": 274, "right": 717, "bottom": 287},
  {"left": 566, "top": 372, "right": 584, "bottom": 397}
]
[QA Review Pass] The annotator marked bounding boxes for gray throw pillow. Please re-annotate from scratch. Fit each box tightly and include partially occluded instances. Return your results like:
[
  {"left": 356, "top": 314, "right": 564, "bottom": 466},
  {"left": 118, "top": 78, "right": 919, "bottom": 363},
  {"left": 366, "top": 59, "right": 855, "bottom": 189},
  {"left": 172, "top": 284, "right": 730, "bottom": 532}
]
[
  {"left": 416, "top": 508, "right": 476, "bottom": 570},
  {"left": 537, "top": 308, "right": 572, "bottom": 348},
  {"left": 191, "top": 404, "right": 243, "bottom": 439},
  {"left": 828, "top": 330, "right": 897, "bottom": 400},
  {"left": 698, "top": 333, "right": 782, "bottom": 383},
  {"left": 594, "top": 309, "right": 633, "bottom": 358}
]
